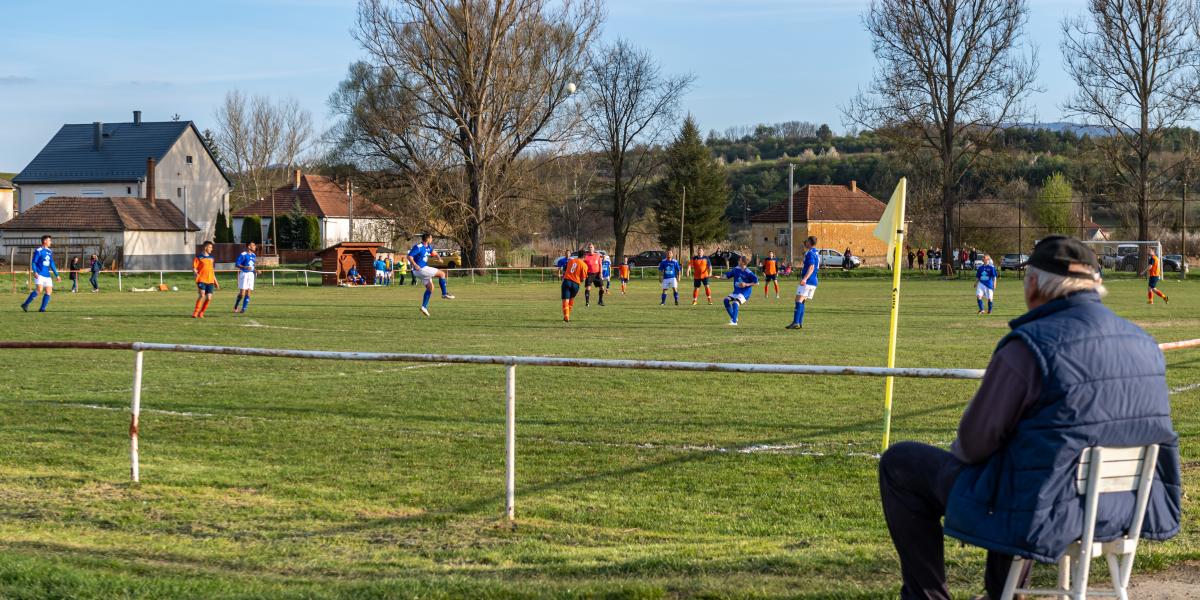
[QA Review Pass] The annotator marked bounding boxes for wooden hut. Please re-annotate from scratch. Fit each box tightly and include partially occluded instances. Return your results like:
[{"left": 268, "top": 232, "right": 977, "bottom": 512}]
[{"left": 316, "top": 242, "right": 385, "bottom": 286}]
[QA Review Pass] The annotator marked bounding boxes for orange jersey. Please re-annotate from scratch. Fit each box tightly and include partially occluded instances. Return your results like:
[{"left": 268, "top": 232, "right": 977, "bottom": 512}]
[
  {"left": 563, "top": 258, "right": 588, "bottom": 284},
  {"left": 762, "top": 258, "right": 778, "bottom": 275},
  {"left": 689, "top": 257, "right": 710, "bottom": 279},
  {"left": 618, "top": 264, "right": 630, "bottom": 279},
  {"left": 193, "top": 254, "right": 216, "bottom": 284},
  {"left": 1148, "top": 255, "right": 1162, "bottom": 277}
]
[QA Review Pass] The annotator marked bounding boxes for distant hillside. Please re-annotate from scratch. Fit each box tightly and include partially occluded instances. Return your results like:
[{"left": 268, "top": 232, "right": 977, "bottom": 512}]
[
  {"left": 1011, "top": 122, "right": 1116, "bottom": 137},
  {"left": 0, "top": 173, "right": 15, "bottom": 181}
]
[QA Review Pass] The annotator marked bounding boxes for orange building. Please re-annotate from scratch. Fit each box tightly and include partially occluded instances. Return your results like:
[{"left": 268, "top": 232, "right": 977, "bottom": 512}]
[{"left": 749, "top": 181, "right": 895, "bottom": 266}]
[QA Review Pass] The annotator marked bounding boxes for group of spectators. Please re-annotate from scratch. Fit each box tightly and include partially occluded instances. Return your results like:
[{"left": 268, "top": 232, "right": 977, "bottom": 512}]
[
  {"left": 65, "top": 254, "right": 105, "bottom": 293},
  {"left": 906, "top": 246, "right": 985, "bottom": 271}
]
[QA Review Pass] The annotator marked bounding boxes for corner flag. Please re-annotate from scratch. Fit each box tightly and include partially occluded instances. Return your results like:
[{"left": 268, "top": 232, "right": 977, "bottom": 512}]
[{"left": 875, "top": 178, "right": 906, "bottom": 451}]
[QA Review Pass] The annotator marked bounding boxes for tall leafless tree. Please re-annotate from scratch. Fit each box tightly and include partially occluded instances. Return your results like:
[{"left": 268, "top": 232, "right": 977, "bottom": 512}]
[
  {"left": 213, "top": 90, "right": 315, "bottom": 209},
  {"left": 846, "top": 0, "right": 1038, "bottom": 274},
  {"left": 1062, "top": 0, "right": 1200, "bottom": 261},
  {"left": 579, "top": 40, "right": 693, "bottom": 262},
  {"left": 349, "top": 0, "right": 603, "bottom": 268}
]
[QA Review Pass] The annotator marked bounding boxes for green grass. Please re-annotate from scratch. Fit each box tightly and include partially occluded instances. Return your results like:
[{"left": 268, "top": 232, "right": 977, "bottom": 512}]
[{"left": 0, "top": 274, "right": 1198, "bottom": 599}]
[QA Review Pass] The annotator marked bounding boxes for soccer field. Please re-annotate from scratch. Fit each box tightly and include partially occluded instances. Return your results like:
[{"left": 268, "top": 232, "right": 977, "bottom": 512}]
[{"left": 0, "top": 274, "right": 1197, "bottom": 599}]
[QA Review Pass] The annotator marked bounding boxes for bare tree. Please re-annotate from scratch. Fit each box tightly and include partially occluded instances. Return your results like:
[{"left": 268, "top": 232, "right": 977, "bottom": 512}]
[
  {"left": 580, "top": 40, "right": 693, "bottom": 261},
  {"left": 214, "top": 90, "right": 315, "bottom": 209},
  {"left": 1062, "top": 0, "right": 1200, "bottom": 262},
  {"left": 349, "top": 0, "right": 603, "bottom": 268},
  {"left": 846, "top": 0, "right": 1038, "bottom": 274}
]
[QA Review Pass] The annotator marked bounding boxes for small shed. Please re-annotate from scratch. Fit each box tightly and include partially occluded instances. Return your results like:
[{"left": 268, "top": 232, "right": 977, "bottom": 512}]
[{"left": 316, "top": 241, "right": 385, "bottom": 285}]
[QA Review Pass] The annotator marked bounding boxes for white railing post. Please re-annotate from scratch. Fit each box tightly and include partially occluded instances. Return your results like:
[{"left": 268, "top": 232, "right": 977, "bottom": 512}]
[
  {"left": 505, "top": 363, "right": 516, "bottom": 521},
  {"left": 130, "top": 350, "right": 144, "bottom": 482},
  {"left": 495, "top": 269, "right": 500, "bottom": 284},
  {"left": 304, "top": 270, "right": 309, "bottom": 287},
  {"left": 118, "top": 270, "right": 123, "bottom": 291},
  {"left": 272, "top": 270, "right": 276, "bottom": 287},
  {"left": 159, "top": 271, "right": 163, "bottom": 286}
]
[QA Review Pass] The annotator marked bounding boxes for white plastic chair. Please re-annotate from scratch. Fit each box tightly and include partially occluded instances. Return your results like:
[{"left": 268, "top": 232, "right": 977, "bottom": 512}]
[{"left": 999, "top": 444, "right": 1160, "bottom": 600}]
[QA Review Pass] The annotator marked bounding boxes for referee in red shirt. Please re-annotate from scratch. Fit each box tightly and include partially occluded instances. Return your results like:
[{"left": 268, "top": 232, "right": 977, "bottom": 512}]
[{"left": 582, "top": 243, "right": 605, "bottom": 307}]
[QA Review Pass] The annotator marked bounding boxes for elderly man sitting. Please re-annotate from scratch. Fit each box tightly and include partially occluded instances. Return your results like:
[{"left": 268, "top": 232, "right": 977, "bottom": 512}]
[{"left": 879, "top": 236, "right": 1181, "bottom": 600}]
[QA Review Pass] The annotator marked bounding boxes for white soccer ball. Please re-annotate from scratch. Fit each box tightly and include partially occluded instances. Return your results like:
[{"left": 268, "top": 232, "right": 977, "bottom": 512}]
[{"left": 172, "top": 286, "right": 178, "bottom": 291}]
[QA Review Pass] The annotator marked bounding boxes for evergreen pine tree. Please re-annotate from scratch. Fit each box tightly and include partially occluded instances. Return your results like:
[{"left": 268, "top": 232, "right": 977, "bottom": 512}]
[
  {"left": 241, "top": 216, "right": 262, "bottom": 244},
  {"left": 653, "top": 116, "right": 729, "bottom": 252}
]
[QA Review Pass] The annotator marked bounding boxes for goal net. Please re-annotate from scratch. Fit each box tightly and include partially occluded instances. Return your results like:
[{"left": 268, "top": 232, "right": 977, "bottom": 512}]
[{"left": 1081, "top": 240, "right": 1164, "bottom": 273}]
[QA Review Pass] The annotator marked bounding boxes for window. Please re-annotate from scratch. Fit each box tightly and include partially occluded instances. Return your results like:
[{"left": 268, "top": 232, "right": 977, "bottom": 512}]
[
  {"left": 186, "top": 155, "right": 193, "bottom": 164},
  {"left": 177, "top": 187, "right": 183, "bottom": 197},
  {"left": 126, "top": 186, "right": 132, "bottom": 194},
  {"left": 80, "top": 190, "right": 104, "bottom": 197}
]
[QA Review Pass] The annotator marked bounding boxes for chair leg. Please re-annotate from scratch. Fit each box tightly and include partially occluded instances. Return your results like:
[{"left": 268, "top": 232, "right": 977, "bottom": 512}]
[
  {"left": 1057, "top": 554, "right": 1072, "bottom": 600},
  {"left": 1072, "top": 542, "right": 1092, "bottom": 600},
  {"left": 1106, "top": 553, "right": 1129, "bottom": 600},
  {"left": 1000, "top": 557, "right": 1026, "bottom": 600}
]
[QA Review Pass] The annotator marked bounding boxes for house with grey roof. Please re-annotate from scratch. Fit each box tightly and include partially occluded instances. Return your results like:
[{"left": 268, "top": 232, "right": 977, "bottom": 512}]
[
  {"left": 12, "top": 111, "right": 231, "bottom": 241},
  {"left": 0, "top": 177, "right": 12, "bottom": 225}
]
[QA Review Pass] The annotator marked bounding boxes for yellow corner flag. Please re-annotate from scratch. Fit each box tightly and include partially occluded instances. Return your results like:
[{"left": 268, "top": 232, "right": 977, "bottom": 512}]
[{"left": 875, "top": 178, "right": 907, "bottom": 451}]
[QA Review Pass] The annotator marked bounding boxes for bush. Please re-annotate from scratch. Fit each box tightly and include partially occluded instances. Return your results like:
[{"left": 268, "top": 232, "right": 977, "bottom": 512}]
[
  {"left": 275, "top": 215, "right": 294, "bottom": 249},
  {"left": 304, "top": 216, "right": 321, "bottom": 249},
  {"left": 213, "top": 210, "right": 234, "bottom": 243},
  {"left": 241, "top": 216, "right": 262, "bottom": 244}
]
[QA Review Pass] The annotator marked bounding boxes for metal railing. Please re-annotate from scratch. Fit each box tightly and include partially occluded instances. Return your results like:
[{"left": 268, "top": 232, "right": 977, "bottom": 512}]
[{"left": 4, "top": 338, "right": 1199, "bottom": 521}]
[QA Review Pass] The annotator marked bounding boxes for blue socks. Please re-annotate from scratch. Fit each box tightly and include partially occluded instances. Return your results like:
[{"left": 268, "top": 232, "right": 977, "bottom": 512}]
[
  {"left": 422, "top": 289, "right": 432, "bottom": 308},
  {"left": 673, "top": 291, "right": 679, "bottom": 304},
  {"left": 22, "top": 291, "right": 37, "bottom": 308},
  {"left": 977, "top": 298, "right": 984, "bottom": 312},
  {"left": 242, "top": 296, "right": 250, "bottom": 312},
  {"left": 661, "top": 292, "right": 667, "bottom": 305},
  {"left": 724, "top": 298, "right": 738, "bottom": 321},
  {"left": 987, "top": 300, "right": 993, "bottom": 313},
  {"left": 793, "top": 301, "right": 805, "bottom": 325},
  {"left": 438, "top": 277, "right": 448, "bottom": 296},
  {"left": 39, "top": 293, "right": 50, "bottom": 312}
]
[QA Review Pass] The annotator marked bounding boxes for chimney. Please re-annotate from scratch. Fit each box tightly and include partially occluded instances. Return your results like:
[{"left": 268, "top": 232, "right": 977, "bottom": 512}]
[
  {"left": 850, "top": 180, "right": 857, "bottom": 193},
  {"left": 146, "top": 157, "right": 157, "bottom": 209},
  {"left": 133, "top": 110, "right": 142, "bottom": 126},
  {"left": 93, "top": 122, "right": 103, "bottom": 150},
  {"left": 293, "top": 169, "right": 302, "bottom": 191}
]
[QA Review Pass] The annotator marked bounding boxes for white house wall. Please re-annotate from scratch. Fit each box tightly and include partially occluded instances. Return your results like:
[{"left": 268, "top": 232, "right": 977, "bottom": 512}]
[
  {"left": 157, "top": 129, "right": 230, "bottom": 242},
  {"left": 0, "top": 189, "right": 13, "bottom": 224},
  {"left": 123, "top": 230, "right": 194, "bottom": 270}
]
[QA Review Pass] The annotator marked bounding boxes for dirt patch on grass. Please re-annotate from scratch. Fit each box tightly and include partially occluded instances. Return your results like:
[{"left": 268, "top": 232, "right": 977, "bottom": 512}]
[{"left": 1129, "top": 561, "right": 1200, "bottom": 598}]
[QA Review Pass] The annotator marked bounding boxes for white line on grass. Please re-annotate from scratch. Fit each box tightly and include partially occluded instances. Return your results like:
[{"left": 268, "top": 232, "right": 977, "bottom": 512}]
[{"left": 1170, "top": 382, "right": 1200, "bottom": 395}]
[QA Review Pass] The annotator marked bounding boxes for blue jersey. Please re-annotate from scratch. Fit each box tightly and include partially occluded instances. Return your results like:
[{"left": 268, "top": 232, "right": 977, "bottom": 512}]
[
  {"left": 408, "top": 243, "right": 434, "bottom": 268},
  {"left": 235, "top": 251, "right": 256, "bottom": 273},
  {"left": 802, "top": 248, "right": 820, "bottom": 286},
  {"left": 658, "top": 259, "right": 681, "bottom": 279},
  {"left": 374, "top": 259, "right": 386, "bottom": 272},
  {"left": 555, "top": 256, "right": 568, "bottom": 270},
  {"left": 725, "top": 266, "right": 759, "bottom": 297},
  {"left": 976, "top": 264, "right": 998, "bottom": 290},
  {"left": 32, "top": 247, "right": 58, "bottom": 278},
  {"left": 601, "top": 257, "right": 611, "bottom": 278}
]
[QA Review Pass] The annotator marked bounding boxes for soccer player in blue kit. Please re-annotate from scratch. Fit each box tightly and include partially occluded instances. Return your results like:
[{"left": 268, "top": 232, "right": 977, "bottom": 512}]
[
  {"left": 975, "top": 254, "right": 998, "bottom": 314},
  {"left": 233, "top": 242, "right": 257, "bottom": 313},
  {"left": 658, "top": 250, "right": 682, "bottom": 305},
  {"left": 720, "top": 255, "right": 759, "bottom": 326},
  {"left": 407, "top": 233, "right": 455, "bottom": 316},
  {"left": 786, "top": 236, "right": 820, "bottom": 329},
  {"left": 22, "top": 235, "right": 60, "bottom": 312}
]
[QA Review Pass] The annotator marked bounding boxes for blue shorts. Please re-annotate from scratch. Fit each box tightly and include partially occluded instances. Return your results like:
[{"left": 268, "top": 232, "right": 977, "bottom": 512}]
[
  {"left": 765, "top": 274, "right": 778, "bottom": 282},
  {"left": 1149, "top": 276, "right": 1160, "bottom": 289},
  {"left": 196, "top": 282, "right": 215, "bottom": 294},
  {"left": 620, "top": 278, "right": 629, "bottom": 284},
  {"left": 561, "top": 280, "right": 580, "bottom": 300},
  {"left": 693, "top": 278, "right": 709, "bottom": 288}
]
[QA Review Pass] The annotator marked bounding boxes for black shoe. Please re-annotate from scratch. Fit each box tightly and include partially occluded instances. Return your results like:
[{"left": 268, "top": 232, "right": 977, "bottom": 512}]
[
  {"left": 785, "top": 323, "right": 802, "bottom": 330},
  {"left": 598, "top": 301, "right": 605, "bottom": 306},
  {"left": 20, "top": 304, "right": 28, "bottom": 312}
]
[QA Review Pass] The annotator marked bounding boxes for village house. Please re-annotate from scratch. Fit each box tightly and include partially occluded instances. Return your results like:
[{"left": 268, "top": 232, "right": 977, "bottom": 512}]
[
  {"left": 232, "top": 171, "right": 397, "bottom": 249},
  {"left": 11, "top": 111, "right": 231, "bottom": 240},
  {"left": 0, "top": 178, "right": 13, "bottom": 224},
  {"left": 749, "top": 182, "right": 892, "bottom": 264}
]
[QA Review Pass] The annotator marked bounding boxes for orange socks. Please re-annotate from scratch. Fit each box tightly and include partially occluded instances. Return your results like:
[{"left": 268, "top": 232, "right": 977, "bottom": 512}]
[
  {"left": 562, "top": 299, "right": 571, "bottom": 321},
  {"left": 193, "top": 298, "right": 204, "bottom": 317}
]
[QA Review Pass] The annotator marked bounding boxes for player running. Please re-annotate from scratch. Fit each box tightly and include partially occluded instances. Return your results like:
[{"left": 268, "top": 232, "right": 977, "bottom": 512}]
[
  {"left": 560, "top": 253, "right": 588, "bottom": 322},
  {"left": 720, "top": 255, "right": 759, "bottom": 326},
  {"left": 617, "top": 259, "right": 630, "bottom": 295},
  {"left": 192, "top": 240, "right": 219, "bottom": 318},
  {"left": 1141, "top": 247, "right": 1169, "bottom": 304},
  {"left": 975, "top": 254, "right": 998, "bottom": 314},
  {"left": 658, "top": 250, "right": 682, "bottom": 305},
  {"left": 786, "top": 236, "right": 820, "bottom": 330},
  {"left": 407, "top": 233, "right": 455, "bottom": 316},
  {"left": 21, "top": 235, "right": 59, "bottom": 312},
  {"left": 688, "top": 248, "right": 713, "bottom": 305},
  {"left": 582, "top": 244, "right": 606, "bottom": 307},
  {"left": 233, "top": 242, "right": 257, "bottom": 313},
  {"left": 555, "top": 249, "right": 571, "bottom": 278},
  {"left": 601, "top": 253, "right": 613, "bottom": 293},
  {"left": 761, "top": 251, "right": 780, "bottom": 299}
]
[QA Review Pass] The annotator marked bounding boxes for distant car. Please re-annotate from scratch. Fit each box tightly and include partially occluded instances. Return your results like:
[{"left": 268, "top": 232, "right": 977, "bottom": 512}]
[
  {"left": 708, "top": 250, "right": 745, "bottom": 269},
  {"left": 426, "top": 248, "right": 461, "bottom": 269},
  {"left": 1120, "top": 253, "right": 1180, "bottom": 273},
  {"left": 627, "top": 250, "right": 666, "bottom": 267},
  {"left": 1000, "top": 254, "right": 1028, "bottom": 271},
  {"left": 1165, "top": 254, "right": 1185, "bottom": 272},
  {"left": 815, "top": 248, "right": 861, "bottom": 269}
]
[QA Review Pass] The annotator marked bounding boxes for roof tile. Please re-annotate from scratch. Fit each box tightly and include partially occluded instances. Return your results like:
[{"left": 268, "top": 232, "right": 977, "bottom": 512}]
[
  {"left": 0, "top": 196, "right": 199, "bottom": 232},
  {"left": 233, "top": 174, "right": 395, "bottom": 219},
  {"left": 750, "top": 183, "right": 887, "bottom": 223}
]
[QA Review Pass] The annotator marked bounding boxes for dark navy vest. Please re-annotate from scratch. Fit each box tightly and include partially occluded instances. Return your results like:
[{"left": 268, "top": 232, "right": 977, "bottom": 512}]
[{"left": 944, "top": 291, "right": 1182, "bottom": 563}]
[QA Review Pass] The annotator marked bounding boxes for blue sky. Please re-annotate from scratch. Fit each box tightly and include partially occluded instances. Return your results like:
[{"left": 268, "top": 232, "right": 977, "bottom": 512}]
[{"left": 0, "top": 0, "right": 1083, "bottom": 172}]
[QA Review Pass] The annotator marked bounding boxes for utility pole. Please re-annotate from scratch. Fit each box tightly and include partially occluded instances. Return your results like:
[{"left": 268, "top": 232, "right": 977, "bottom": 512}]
[
  {"left": 1183, "top": 158, "right": 1189, "bottom": 281},
  {"left": 347, "top": 180, "right": 355, "bottom": 243},
  {"left": 678, "top": 186, "right": 686, "bottom": 255},
  {"left": 787, "top": 163, "right": 795, "bottom": 268}
]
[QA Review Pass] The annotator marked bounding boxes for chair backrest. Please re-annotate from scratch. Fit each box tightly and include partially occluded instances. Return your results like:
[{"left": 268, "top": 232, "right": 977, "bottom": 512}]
[{"left": 1075, "top": 444, "right": 1160, "bottom": 550}]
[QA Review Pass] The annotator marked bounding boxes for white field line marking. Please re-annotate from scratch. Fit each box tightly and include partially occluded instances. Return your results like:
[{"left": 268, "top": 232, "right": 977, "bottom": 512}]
[
  {"left": 241, "top": 319, "right": 324, "bottom": 332},
  {"left": 1170, "top": 382, "right": 1200, "bottom": 395},
  {"left": 70, "top": 403, "right": 221, "bottom": 418}
]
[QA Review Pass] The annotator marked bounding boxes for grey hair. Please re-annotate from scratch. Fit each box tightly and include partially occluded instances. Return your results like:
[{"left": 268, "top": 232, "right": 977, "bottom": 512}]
[{"left": 1025, "top": 265, "right": 1107, "bottom": 300}]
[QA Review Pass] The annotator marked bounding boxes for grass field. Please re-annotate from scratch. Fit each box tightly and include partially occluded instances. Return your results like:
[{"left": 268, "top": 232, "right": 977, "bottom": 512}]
[{"left": 0, "top": 272, "right": 1197, "bottom": 599}]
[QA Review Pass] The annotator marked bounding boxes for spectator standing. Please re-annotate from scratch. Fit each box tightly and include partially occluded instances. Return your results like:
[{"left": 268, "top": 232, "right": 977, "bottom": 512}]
[
  {"left": 917, "top": 248, "right": 925, "bottom": 270},
  {"left": 69, "top": 256, "right": 81, "bottom": 293},
  {"left": 907, "top": 247, "right": 915, "bottom": 270},
  {"left": 88, "top": 254, "right": 102, "bottom": 292},
  {"left": 878, "top": 236, "right": 1181, "bottom": 599}
]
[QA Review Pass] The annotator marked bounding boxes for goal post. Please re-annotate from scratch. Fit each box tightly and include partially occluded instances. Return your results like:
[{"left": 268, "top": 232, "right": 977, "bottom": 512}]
[{"left": 1081, "top": 240, "right": 1164, "bottom": 274}]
